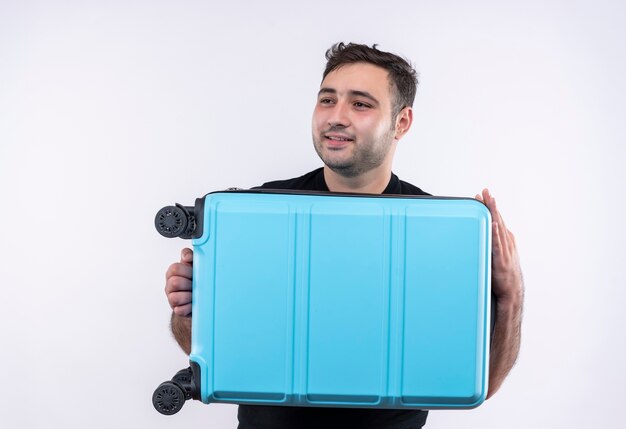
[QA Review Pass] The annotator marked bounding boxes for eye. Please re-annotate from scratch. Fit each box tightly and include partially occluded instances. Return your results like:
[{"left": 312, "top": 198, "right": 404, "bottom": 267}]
[
  {"left": 353, "top": 101, "right": 372, "bottom": 109},
  {"left": 319, "top": 98, "right": 335, "bottom": 105}
]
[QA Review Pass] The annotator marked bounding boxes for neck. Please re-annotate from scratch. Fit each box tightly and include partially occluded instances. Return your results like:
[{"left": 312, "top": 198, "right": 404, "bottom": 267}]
[{"left": 323, "top": 164, "right": 392, "bottom": 194}]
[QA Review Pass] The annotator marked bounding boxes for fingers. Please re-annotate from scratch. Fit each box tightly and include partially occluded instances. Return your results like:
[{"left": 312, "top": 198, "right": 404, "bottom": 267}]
[
  {"left": 508, "top": 229, "right": 517, "bottom": 245},
  {"left": 165, "top": 262, "right": 192, "bottom": 284},
  {"left": 478, "top": 190, "right": 523, "bottom": 301},
  {"left": 181, "top": 247, "right": 193, "bottom": 265},
  {"left": 165, "top": 271, "right": 192, "bottom": 293},
  {"left": 484, "top": 189, "right": 508, "bottom": 231},
  {"left": 478, "top": 188, "right": 513, "bottom": 260},
  {"left": 492, "top": 219, "right": 503, "bottom": 255},
  {"left": 173, "top": 303, "right": 192, "bottom": 317},
  {"left": 479, "top": 188, "right": 508, "bottom": 233},
  {"left": 165, "top": 248, "right": 194, "bottom": 314},
  {"left": 165, "top": 272, "right": 193, "bottom": 312},
  {"left": 169, "top": 291, "right": 192, "bottom": 310},
  {"left": 491, "top": 196, "right": 508, "bottom": 232},
  {"left": 482, "top": 189, "right": 497, "bottom": 220}
]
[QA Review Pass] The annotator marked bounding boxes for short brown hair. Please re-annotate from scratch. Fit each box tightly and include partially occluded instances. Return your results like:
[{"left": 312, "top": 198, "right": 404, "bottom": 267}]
[{"left": 323, "top": 42, "right": 418, "bottom": 120}]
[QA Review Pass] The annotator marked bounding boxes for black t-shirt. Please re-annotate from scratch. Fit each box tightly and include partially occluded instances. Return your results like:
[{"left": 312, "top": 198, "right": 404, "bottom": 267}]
[
  {"left": 238, "top": 167, "right": 430, "bottom": 429},
  {"left": 255, "top": 167, "right": 429, "bottom": 196}
]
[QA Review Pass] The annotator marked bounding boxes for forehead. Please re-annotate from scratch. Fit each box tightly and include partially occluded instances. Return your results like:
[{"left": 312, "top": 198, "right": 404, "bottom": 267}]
[{"left": 321, "top": 63, "right": 392, "bottom": 101}]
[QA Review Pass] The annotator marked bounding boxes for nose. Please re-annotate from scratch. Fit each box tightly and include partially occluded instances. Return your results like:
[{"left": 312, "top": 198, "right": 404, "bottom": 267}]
[{"left": 327, "top": 101, "right": 350, "bottom": 129}]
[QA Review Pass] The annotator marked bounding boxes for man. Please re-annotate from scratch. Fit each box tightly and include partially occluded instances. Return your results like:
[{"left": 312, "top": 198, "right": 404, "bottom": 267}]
[{"left": 164, "top": 42, "right": 524, "bottom": 429}]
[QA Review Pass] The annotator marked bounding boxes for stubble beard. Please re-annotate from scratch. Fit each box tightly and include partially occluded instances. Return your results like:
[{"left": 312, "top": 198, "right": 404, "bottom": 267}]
[{"left": 313, "top": 127, "right": 396, "bottom": 178}]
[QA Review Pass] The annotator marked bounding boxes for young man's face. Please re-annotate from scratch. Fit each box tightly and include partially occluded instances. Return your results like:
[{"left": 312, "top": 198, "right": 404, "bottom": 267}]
[{"left": 312, "top": 62, "right": 398, "bottom": 178}]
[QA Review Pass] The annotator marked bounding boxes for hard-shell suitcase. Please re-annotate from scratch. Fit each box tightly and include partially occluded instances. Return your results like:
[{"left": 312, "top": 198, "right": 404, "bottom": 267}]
[{"left": 152, "top": 190, "right": 492, "bottom": 415}]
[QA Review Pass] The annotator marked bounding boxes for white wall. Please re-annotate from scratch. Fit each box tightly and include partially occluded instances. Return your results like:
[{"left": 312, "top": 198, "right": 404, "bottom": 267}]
[{"left": 1, "top": 1, "right": 624, "bottom": 427}]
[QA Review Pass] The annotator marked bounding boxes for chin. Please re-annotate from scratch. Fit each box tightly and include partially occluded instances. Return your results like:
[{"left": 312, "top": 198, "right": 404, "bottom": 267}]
[
  {"left": 322, "top": 154, "right": 353, "bottom": 169},
  {"left": 323, "top": 157, "right": 359, "bottom": 174}
]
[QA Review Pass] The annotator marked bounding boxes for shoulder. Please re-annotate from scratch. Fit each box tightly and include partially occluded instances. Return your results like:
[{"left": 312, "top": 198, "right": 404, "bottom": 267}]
[{"left": 254, "top": 167, "right": 326, "bottom": 191}]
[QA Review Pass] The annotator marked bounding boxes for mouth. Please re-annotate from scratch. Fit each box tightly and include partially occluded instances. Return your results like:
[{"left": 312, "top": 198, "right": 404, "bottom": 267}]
[{"left": 324, "top": 133, "right": 354, "bottom": 146}]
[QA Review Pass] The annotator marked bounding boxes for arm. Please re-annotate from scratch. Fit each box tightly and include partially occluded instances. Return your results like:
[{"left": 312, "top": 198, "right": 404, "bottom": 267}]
[
  {"left": 476, "top": 189, "right": 524, "bottom": 399},
  {"left": 165, "top": 248, "right": 194, "bottom": 355}
]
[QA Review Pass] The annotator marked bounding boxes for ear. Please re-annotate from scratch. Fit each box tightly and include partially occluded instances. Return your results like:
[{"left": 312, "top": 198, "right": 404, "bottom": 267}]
[{"left": 394, "top": 106, "right": 413, "bottom": 141}]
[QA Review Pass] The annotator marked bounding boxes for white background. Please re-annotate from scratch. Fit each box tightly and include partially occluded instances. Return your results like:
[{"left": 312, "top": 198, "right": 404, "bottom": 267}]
[{"left": 1, "top": 1, "right": 625, "bottom": 428}]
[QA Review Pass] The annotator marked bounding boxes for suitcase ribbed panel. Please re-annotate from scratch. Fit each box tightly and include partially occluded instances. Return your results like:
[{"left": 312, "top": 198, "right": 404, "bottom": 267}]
[{"left": 189, "top": 192, "right": 490, "bottom": 409}]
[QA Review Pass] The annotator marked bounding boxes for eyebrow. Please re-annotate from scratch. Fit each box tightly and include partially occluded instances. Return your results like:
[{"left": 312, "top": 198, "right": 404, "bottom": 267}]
[{"left": 318, "top": 87, "right": 380, "bottom": 105}]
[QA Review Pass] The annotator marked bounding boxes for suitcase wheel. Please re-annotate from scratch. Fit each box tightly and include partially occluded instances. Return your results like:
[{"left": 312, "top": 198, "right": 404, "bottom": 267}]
[
  {"left": 154, "top": 206, "right": 188, "bottom": 238},
  {"left": 172, "top": 367, "right": 192, "bottom": 384},
  {"left": 172, "top": 367, "right": 193, "bottom": 400},
  {"left": 152, "top": 381, "right": 186, "bottom": 415}
]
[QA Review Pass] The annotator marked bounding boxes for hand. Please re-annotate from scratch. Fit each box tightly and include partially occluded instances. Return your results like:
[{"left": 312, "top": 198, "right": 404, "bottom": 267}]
[
  {"left": 475, "top": 189, "right": 524, "bottom": 304},
  {"left": 165, "top": 248, "right": 193, "bottom": 317}
]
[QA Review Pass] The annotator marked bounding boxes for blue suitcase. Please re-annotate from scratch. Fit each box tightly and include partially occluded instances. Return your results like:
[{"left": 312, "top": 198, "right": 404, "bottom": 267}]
[{"left": 152, "top": 190, "right": 492, "bottom": 415}]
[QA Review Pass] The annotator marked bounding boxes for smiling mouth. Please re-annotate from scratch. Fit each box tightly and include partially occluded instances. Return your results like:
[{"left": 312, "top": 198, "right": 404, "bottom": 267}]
[{"left": 325, "top": 135, "right": 354, "bottom": 142}]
